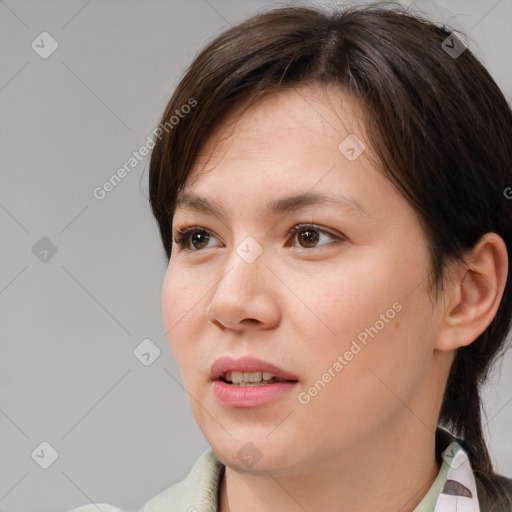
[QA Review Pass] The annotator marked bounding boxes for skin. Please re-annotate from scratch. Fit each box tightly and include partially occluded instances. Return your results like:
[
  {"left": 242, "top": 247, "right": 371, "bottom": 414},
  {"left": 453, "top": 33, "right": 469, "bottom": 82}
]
[{"left": 161, "top": 84, "right": 508, "bottom": 512}]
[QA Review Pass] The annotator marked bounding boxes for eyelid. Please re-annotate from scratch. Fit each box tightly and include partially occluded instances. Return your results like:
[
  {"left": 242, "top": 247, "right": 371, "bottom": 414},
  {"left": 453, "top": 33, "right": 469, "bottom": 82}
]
[
  {"left": 286, "top": 223, "right": 342, "bottom": 243},
  {"left": 172, "top": 223, "right": 345, "bottom": 252}
]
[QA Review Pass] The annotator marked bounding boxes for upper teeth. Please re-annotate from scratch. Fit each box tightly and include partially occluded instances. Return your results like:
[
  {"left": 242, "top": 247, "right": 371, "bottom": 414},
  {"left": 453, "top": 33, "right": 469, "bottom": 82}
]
[{"left": 224, "top": 371, "right": 280, "bottom": 383}]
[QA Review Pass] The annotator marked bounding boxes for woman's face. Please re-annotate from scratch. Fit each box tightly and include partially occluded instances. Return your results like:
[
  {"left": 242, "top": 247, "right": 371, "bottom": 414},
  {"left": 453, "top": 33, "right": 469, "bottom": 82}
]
[{"left": 162, "top": 84, "right": 447, "bottom": 475}]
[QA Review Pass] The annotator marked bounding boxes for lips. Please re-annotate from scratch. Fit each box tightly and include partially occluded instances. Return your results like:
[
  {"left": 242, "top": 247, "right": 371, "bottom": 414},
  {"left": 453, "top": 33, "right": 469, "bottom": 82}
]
[{"left": 209, "top": 355, "right": 299, "bottom": 382}]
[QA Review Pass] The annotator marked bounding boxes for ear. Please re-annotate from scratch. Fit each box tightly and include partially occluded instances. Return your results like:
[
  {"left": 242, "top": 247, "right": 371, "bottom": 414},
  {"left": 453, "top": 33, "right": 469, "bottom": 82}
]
[{"left": 435, "top": 232, "right": 508, "bottom": 351}]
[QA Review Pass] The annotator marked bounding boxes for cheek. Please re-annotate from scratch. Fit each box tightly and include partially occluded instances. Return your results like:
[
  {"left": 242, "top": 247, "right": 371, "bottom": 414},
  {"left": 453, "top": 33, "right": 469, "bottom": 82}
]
[
  {"left": 161, "top": 265, "right": 206, "bottom": 369},
  {"left": 285, "top": 250, "right": 402, "bottom": 347},
  {"left": 289, "top": 247, "right": 427, "bottom": 390},
  {"left": 162, "top": 266, "right": 182, "bottom": 335}
]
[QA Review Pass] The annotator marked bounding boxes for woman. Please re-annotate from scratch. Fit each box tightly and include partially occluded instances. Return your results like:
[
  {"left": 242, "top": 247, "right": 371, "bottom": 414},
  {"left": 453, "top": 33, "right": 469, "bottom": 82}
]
[{"left": 68, "top": 2, "right": 512, "bottom": 511}]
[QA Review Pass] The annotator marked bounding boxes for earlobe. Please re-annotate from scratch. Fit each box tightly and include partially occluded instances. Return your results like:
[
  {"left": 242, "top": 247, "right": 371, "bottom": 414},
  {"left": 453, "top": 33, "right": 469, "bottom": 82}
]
[{"left": 435, "top": 233, "right": 508, "bottom": 352}]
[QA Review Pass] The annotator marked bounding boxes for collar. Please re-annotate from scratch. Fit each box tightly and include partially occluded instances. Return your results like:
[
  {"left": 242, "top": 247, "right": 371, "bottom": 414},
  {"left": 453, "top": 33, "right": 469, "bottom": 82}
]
[
  {"left": 142, "top": 428, "right": 480, "bottom": 512},
  {"left": 414, "top": 430, "right": 480, "bottom": 512},
  {"left": 142, "top": 448, "right": 224, "bottom": 512}
]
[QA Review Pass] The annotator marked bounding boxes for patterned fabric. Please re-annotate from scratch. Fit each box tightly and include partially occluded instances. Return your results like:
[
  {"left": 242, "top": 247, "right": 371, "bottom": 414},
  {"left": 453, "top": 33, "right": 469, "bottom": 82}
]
[
  {"left": 426, "top": 441, "right": 480, "bottom": 512},
  {"left": 65, "top": 429, "right": 505, "bottom": 512},
  {"left": 436, "top": 442, "right": 480, "bottom": 511}
]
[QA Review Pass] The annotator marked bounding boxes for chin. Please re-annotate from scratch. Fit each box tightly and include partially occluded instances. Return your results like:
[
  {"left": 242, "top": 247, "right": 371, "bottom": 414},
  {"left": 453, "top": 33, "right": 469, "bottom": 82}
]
[{"left": 207, "top": 431, "right": 302, "bottom": 475}]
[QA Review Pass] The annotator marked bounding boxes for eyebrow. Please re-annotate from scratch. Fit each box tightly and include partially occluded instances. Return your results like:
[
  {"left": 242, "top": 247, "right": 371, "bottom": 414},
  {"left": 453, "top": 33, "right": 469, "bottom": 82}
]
[{"left": 173, "top": 190, "right": 371, "bottom": 219}]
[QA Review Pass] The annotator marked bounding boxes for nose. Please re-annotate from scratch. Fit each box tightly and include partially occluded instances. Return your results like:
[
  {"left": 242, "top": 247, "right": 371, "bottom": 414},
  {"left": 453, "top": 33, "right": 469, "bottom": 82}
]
[{"left": 205, "top": 241, "right": 280, "bottom": 332}]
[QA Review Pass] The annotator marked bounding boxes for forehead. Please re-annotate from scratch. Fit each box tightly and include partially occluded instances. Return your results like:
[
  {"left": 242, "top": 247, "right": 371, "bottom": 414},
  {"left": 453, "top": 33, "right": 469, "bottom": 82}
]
[
  {"left": 174, "top": 84, "right": 406, "bottom": 225},
  {"left": 196, "top": 84, "right": 364, "bottom": 164}
]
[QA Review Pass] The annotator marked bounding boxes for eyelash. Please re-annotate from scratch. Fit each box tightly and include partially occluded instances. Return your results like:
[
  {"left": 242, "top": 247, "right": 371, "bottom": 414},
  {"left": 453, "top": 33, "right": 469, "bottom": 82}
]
[{"left": 171, "top": 223, "right": 345, "bottom": 252}]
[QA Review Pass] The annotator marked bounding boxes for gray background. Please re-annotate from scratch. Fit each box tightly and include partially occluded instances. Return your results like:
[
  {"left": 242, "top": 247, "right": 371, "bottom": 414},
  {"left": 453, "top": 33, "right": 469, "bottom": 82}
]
[{"left": 1, "top": 0, "right": 511, "bottom": 511}]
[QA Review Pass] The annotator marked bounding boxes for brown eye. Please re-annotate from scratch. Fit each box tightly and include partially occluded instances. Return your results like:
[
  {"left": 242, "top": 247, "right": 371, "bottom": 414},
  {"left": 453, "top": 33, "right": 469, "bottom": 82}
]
[
  {"left": 173, "top": 227, "right": 216, "bottom": 251},
  {"left": 173, "top": 223, "right": 344, "bottom": 253},
  {"left": 288, "top": 224, "right": 342, "bottom": 249},
  {"left": 189, "top": 231, "right": 211, "bottom": 250},
  {"left": 297, "top": 228, "right": 320, "bottom": 248}
]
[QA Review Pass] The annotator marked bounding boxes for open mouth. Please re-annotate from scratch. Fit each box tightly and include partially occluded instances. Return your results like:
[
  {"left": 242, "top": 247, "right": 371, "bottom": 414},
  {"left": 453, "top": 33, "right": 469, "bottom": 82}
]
[
  {"left": 220, "top": 371, "right": 296, "bottom": 386},
  {"left": 212, "top": 364, "right": 298, "bottom": 408}
]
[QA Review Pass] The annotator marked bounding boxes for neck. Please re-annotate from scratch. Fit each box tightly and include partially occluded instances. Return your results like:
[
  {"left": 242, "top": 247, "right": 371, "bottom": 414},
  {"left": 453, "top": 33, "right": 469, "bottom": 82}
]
[{"left": 218, "top": 422, "right": 440, "bottom": 512}]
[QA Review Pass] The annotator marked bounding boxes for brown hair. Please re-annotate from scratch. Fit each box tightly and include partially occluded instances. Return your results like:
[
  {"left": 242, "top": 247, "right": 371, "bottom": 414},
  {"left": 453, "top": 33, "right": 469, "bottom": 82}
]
[{"left": 148, "top": 1, "right": 512, "bottom": 503}]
